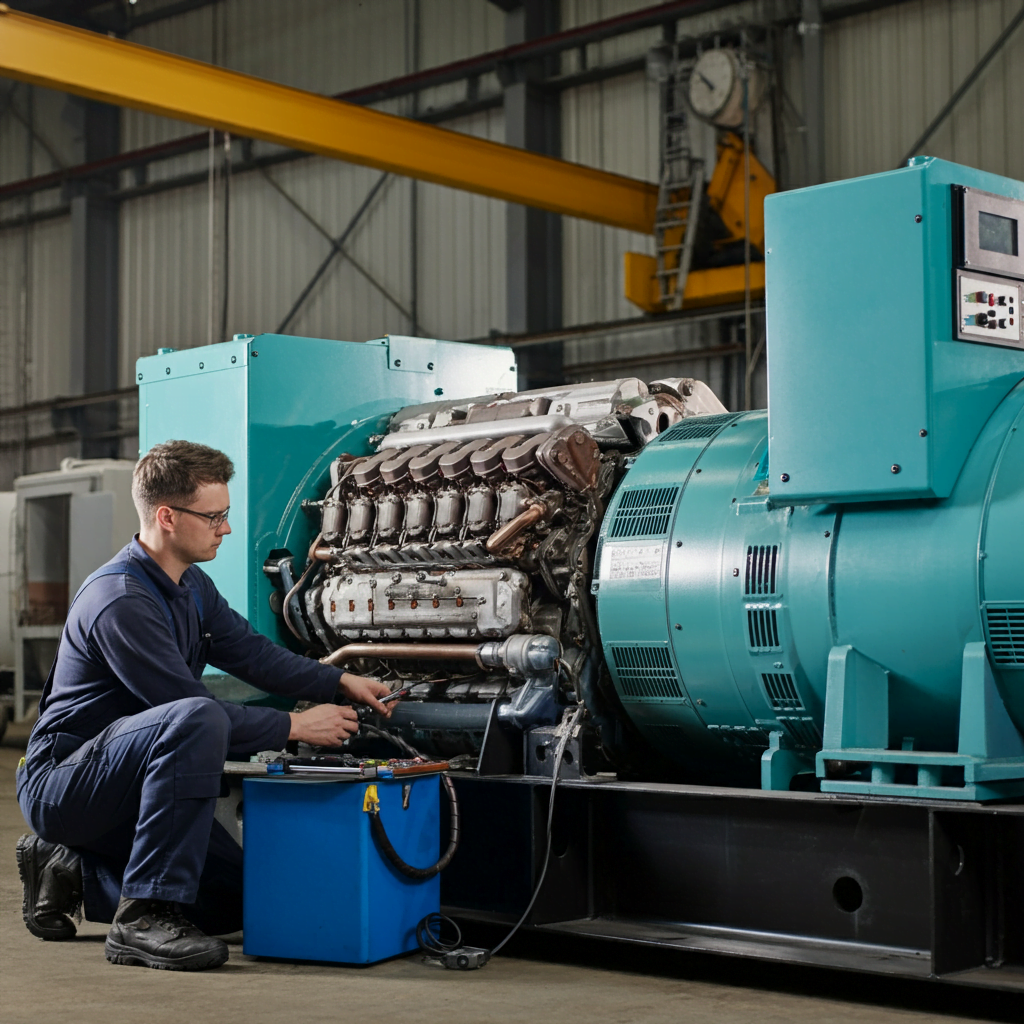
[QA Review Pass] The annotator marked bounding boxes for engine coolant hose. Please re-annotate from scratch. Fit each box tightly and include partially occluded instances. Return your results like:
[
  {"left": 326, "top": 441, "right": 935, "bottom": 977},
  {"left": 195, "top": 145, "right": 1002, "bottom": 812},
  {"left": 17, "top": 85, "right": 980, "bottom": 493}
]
[{"left": 368, "top": 773, "right": 460, "bottom": 880}]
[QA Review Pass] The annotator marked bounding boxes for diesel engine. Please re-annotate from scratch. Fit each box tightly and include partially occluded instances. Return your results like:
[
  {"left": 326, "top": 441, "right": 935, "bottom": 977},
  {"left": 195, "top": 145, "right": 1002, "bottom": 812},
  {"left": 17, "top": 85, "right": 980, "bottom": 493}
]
[{"left": 278, "top": 376, "right": 725, "bottom": 760}]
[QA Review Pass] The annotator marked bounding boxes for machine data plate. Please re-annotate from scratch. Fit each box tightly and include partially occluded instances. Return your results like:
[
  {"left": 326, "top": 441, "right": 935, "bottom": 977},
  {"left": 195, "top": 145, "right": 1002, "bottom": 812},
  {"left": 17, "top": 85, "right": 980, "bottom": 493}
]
[
  {"left": 603, "top": 543, "right": 664, "bottom": 581},
  {"left": 956, "top": 271, "right": 1022, "bottom": 347}
]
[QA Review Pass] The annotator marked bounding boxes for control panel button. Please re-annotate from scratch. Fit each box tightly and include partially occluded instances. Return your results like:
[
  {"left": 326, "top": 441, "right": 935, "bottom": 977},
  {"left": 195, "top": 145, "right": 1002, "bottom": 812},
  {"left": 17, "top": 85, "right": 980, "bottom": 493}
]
[{"left": 958, "top": 271, "right": 1022, "bottom": 346}]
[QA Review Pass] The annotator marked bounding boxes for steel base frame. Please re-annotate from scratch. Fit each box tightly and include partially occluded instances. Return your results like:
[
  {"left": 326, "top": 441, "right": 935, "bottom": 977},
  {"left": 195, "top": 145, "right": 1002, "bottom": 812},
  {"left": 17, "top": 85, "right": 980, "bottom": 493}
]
[{"left": 441, "top": 774, "right": 1024, "bottom": 991}]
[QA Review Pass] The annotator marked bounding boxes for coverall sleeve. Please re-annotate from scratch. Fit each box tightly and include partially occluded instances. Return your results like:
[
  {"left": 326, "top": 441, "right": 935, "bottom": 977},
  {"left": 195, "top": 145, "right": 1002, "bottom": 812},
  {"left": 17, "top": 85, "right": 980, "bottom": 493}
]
[
  {"left": 196, "top": 573, "right": 342, "bottom": 703},
  {"left": 89, "top": 594, "right": 297, "bottom": 752}
]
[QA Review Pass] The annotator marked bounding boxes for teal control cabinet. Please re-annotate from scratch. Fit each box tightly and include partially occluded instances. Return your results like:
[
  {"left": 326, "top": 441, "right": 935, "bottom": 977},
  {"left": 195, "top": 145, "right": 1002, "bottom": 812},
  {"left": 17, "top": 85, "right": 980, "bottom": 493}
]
[
  {"left": 765, "top": 156, "right": 1024, "bottom": 504},
  {"left": 137, "top": 333, "right": 515, "bottom": 701}
]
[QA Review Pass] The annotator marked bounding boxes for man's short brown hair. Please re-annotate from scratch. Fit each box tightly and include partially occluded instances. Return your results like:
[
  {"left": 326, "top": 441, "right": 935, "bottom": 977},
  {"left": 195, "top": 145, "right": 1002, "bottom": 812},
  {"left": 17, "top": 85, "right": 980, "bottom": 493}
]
[{"left": 132, "top": 440, "right": 235, "bottom": 526}]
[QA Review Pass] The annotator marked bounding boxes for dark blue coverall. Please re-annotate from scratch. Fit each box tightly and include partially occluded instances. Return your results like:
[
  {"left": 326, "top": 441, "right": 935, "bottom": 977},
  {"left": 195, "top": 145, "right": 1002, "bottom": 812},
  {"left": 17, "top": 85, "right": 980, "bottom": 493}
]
[{"left": 16, "top": 537, "right": 340, "bottom": 934}]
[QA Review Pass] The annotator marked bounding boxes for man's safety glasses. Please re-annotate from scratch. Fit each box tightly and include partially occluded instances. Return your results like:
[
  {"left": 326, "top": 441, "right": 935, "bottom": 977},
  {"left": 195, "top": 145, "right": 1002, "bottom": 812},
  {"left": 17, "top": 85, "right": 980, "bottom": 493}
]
[{"left": 170, "top": 506, "right": 230, "bottom": 529}]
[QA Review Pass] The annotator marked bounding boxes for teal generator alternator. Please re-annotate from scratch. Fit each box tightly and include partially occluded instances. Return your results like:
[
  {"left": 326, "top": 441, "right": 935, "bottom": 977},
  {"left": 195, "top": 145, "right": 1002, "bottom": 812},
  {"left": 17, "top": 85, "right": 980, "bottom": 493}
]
[{"left": 596, "top": 155, "right": 1024, "bottom": 800}]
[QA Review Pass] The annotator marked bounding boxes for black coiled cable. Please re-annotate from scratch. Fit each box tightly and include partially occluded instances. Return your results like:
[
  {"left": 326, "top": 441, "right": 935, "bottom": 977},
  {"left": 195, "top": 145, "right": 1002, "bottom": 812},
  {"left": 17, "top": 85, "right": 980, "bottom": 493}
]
[
  {"left": 416, "top": 912, "right": 463, "bottom": 956},
  {"left": 367, "top": 772, "right": 460, "bottom": 880}
]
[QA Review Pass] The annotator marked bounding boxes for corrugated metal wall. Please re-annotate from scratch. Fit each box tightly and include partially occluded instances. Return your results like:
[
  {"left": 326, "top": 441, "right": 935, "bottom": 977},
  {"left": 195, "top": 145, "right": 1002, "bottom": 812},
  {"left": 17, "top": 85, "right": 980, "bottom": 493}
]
[
  {"left": 824, "top": 0, "right": 1024, "bottom": 182},
  {"left": 118, "top": 0, "right": 507, "bottom": 376},
  {"left": 0, "top": 215, "right": 72, "bottom": 405},
  {"left": 4, "top": 0, "right": 1024, "bottom": 488}
]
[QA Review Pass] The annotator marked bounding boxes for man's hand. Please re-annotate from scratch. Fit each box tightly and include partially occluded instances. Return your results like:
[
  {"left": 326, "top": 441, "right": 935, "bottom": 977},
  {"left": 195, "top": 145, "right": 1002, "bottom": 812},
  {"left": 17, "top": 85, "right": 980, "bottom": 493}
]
[
  {"left": 339, "top": 672, "right": 395, "bottom": 716},
  {"left": 288, "top": 704, "right": 359, "bottom": 746}
]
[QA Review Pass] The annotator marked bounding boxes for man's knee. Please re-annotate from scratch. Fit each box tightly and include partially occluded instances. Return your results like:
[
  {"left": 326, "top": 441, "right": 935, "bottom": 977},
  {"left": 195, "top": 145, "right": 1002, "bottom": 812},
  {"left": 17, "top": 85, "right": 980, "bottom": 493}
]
[{"left": 168, "top": 697, "right": 231, "bottom": 748}]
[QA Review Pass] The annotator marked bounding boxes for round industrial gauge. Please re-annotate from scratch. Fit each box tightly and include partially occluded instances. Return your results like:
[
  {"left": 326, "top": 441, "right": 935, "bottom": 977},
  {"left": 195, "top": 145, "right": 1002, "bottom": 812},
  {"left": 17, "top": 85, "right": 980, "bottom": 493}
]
[{"left": 688, "top": 48, "right": 765, "bottom": 128}]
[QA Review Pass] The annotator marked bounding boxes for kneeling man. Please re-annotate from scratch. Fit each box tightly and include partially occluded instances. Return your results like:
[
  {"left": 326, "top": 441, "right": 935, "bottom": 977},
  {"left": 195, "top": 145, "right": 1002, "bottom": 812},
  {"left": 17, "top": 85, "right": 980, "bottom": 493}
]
[{"left": 16, "top": 440, "right": 389, "bottom": 970}]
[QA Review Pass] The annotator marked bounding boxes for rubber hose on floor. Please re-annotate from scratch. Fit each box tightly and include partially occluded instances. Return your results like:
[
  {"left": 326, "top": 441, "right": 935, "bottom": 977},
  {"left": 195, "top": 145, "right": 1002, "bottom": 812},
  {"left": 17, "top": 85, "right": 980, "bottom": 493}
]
[{"left": 369, "top": 774, "right": 460, "bottom": 880}]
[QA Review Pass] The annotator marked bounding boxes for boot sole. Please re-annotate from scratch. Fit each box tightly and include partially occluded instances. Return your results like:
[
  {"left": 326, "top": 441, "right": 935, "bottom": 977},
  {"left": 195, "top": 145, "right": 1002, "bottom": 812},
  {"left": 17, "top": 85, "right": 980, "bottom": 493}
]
[
  {"left": 104, "top": 936, "right": 229, "bottom": 971},
  {"left": 16, "top": 836, "right": 76, "bottom": 942}
]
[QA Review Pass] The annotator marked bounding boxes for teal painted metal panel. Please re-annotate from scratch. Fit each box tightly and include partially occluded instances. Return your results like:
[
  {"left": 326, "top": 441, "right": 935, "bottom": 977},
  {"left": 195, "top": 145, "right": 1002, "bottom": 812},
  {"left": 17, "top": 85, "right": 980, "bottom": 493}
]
[
  {"left": 137, "top": 339, "right": 251, "bottom": 615},
  {"left": 765, "top": 157, "right": 1024, "bottom": 506}
]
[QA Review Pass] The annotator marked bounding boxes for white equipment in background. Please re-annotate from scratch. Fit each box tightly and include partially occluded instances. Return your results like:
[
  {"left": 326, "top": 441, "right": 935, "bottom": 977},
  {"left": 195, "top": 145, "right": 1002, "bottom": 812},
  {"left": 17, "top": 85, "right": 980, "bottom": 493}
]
[{"left": 12, "top": 459, "right": 138, "bottom": 723}]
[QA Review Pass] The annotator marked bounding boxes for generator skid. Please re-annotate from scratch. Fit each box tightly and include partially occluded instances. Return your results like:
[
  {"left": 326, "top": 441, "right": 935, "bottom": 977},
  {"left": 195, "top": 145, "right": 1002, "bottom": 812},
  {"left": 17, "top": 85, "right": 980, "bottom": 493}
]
[{"left": 293, "top": 376, "right": 726, "bottom": 765}]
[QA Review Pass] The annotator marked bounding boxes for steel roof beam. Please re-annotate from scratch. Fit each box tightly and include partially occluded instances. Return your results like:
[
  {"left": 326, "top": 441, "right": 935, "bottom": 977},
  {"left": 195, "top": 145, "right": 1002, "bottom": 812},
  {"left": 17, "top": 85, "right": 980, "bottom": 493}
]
[
  {"left": 0, "top": 0, "right": 918, "bottom": 214},
  {"left": 0, "top": 6, "right": 658, "bottom": 233}
]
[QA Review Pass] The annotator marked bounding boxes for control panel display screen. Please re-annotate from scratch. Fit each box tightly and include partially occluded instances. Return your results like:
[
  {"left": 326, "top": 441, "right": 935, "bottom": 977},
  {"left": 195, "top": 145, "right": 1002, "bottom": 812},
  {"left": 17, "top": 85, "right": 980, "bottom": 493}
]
[{"left": 979, "top": 210, "right": 1018, "bottom": 256}]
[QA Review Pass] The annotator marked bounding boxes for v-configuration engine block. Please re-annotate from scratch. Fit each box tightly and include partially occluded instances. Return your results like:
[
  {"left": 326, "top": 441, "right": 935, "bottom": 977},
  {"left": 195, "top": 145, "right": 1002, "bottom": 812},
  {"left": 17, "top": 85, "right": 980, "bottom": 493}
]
[{"left": 292, "top": 376, "right": 725, "bottom": 753}]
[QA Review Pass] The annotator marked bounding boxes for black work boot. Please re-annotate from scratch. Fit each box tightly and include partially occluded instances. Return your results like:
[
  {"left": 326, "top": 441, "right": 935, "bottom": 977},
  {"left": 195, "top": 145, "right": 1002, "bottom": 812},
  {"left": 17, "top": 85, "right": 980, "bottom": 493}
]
[
  {"left": 105, "top": 897, "right": 229, "bottom": 971},
  {"left": 16, "top": 833, "right": 83, "bottom": 941}
]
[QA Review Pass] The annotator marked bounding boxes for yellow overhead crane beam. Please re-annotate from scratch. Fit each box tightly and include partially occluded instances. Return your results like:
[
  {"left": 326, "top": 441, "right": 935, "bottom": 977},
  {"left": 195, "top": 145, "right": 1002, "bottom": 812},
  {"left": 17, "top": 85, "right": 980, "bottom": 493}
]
[{"left": 0, "top": 6, "right": 657, "bottom": 235}]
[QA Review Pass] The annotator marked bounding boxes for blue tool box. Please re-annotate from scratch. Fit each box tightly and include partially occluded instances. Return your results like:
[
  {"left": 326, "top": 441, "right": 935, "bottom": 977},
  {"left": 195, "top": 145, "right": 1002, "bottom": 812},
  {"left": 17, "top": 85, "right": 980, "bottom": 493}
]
[{"left": 242, "top": 775, "right": 440, "bottom": 964}]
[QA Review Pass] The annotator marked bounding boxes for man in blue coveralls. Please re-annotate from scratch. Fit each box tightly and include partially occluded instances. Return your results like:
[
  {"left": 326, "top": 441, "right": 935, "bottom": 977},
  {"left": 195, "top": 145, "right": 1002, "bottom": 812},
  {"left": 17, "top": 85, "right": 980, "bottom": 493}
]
[{"left": 15, "top": 440, "right": 391, "bottom": 971}]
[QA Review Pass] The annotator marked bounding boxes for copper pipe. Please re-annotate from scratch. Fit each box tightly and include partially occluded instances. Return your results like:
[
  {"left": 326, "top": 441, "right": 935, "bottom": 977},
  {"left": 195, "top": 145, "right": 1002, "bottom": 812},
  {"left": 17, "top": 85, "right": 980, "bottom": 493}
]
[
  {"left": 312, "top": 544, "right": 338, "bottom": 562},
  {"left": 320, "top": 642, "right": 483, "bottom": 668},
  {"left": 485, "top": 502, "right": 545, "bottom": 553}
]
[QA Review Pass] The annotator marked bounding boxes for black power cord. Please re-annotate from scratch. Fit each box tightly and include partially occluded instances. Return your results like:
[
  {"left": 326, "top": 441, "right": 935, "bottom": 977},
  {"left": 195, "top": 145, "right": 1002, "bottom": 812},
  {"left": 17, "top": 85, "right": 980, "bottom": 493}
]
[{"left": 414, "top": 704, "right": 586, "bottom": 969}]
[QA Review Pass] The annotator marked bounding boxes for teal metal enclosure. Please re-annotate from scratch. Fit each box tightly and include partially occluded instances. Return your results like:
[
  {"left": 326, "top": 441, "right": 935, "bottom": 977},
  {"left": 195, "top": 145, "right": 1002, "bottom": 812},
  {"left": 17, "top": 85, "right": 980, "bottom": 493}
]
[
  {"left": 596, "top": 157, "right": 1024, "bottom": 799},
  {"left": 137, "top": 332, "right": 515, "bottom": 701}
]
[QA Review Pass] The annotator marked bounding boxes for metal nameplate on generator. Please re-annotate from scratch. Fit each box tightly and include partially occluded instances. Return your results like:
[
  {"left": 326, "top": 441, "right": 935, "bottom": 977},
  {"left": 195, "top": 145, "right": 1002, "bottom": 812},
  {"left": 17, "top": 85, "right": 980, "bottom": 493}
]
[{"left": 603, "top": 543, "right": 664, "bottom": 581}]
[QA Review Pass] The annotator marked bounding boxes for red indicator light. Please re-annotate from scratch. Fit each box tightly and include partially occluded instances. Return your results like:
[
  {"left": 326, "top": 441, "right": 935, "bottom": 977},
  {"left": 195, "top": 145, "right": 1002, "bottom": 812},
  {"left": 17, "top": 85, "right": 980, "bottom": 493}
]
[{"left": 990, "top": 293, "right": 996, "bottom": 306}]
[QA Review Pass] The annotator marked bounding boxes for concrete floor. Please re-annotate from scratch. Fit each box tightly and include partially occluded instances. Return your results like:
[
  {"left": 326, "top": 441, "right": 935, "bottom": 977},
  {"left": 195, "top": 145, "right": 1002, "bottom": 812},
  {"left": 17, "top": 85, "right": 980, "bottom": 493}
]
[{"left": 2, "top": 722, "right": 1021, "bottom": 1024}]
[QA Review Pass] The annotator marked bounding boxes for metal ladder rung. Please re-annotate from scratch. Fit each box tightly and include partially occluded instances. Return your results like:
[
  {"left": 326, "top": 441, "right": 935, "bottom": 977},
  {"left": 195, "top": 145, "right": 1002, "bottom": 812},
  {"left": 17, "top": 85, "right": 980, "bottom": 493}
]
[{"left": 653, "top": 53, "right": 705, "bottom": 310}]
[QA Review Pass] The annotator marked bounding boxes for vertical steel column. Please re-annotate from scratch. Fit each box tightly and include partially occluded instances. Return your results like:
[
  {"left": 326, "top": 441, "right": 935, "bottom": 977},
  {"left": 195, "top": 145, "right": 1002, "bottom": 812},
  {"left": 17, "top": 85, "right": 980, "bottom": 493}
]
[
  {"left": 66, "top": 99, "right": 120, "bottom": 459},
  {"left": 800, "top": 0, "right": 825, "bottom": 186},
  {"left": 407, "top": 0, "right": 421, "bottom": 336},
  {"left": 503, "top": 0, "right": 563, "bottom": 387}
]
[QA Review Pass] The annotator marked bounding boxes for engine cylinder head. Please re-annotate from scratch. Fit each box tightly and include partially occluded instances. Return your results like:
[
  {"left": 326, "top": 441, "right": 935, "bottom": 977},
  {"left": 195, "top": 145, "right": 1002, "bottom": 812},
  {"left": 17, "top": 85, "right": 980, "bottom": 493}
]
[
  {"left": 321, "top": 499, "right": 346, "bottom": 544},
  {"left": 497, "top": 481, "right": 531, "bottom": 525},
  {"left": 403, "top": 491, "right": 433, "bottom": 538},
  {"left": 465, "top": 485, "right": 498, "bottom": 535},
  {"left": 433, "top": 488, "right": 465, "bottom": 537},
  {"left": 347, "top": 495, "right": 375, "bottom": 543},
  {"left": 374, "top": 493, "right": 404, "bottom": 540}
]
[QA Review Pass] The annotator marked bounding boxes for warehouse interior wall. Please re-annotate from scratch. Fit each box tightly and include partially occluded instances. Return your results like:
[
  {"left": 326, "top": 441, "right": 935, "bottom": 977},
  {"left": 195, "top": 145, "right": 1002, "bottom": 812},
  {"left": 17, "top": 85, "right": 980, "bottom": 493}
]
[{"left": 1, "top": 0, "right": 1024, "bottom": 488}]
